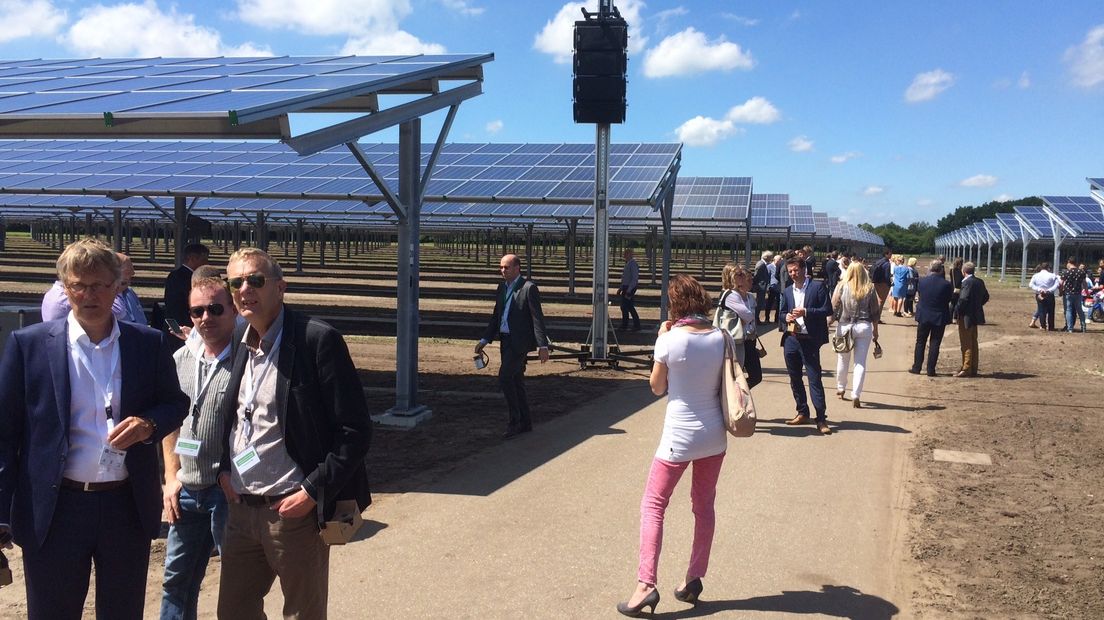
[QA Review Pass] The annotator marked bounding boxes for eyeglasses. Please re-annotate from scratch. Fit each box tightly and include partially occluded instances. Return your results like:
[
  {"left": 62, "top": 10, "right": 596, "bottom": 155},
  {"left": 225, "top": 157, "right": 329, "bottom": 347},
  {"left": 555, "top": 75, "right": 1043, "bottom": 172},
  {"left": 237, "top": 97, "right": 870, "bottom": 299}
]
[
  {"left": 227, "top": 273, "right": 268, "bottom": 290},
  {"left": 65, "top": 281, "right": 115, "bottom": 295},
  {"left": 188, "top": 303, "right": 226, "bottom": 319}
]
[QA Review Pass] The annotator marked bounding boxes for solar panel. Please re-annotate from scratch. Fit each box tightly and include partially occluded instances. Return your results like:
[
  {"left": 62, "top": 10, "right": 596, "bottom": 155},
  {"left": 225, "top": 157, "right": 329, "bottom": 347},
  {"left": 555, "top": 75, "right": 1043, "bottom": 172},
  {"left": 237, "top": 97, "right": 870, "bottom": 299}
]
[
  {"left": 750, "top": 193, "right": 788, "bottom": 228},
  {"left": 1014, "top": 206, "right": 1051, "bottom": 239},
  {"left": 813, "top": 212, "right": 831, "bottom": 237},
  {"left": 789, "top": 204, "right": 815, "bottom": 234},
  {"left": 1041, "top": 195, "right": 1104, "bottom": 236},
  {"left": 1088, "top": 178, "right": 1104, "bottom": 192},
  {"left": 672, "top": 177, "right": 752, "bottom": 222}
]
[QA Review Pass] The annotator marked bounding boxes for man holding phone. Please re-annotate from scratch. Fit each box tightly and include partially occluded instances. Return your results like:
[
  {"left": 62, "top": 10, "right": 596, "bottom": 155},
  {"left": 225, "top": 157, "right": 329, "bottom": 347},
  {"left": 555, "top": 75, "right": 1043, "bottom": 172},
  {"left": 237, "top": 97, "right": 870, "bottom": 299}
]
[
  {"left": 0, "top": 238, "right": 188, "bottom": 619},
  {"left": 159, "top": 276, "right": 237, "bottom": 620},
  {"left": 778, "top": 257, "right": 833, "bottom": 435}
]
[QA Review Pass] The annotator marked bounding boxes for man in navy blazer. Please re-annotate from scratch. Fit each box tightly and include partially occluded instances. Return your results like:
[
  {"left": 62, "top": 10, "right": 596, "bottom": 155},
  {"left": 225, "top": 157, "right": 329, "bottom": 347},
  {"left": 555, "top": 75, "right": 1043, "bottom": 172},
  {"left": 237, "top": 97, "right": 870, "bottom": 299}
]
[
  {"left": 0, "top": 238, "right": 188, "bottom": 620},
  {"left": 778, "top": 257, "right": 834, "bottom": 434},
  {"left": 909, "top": 261, "right": 954, "bottom": 377}
]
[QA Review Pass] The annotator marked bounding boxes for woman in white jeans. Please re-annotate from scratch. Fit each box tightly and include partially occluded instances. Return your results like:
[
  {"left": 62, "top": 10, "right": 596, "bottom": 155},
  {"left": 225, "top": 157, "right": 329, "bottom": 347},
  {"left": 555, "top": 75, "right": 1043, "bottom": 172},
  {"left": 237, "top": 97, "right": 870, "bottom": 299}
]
[{"left": 832, "top": 262, "right": 881, "bottom": 407}]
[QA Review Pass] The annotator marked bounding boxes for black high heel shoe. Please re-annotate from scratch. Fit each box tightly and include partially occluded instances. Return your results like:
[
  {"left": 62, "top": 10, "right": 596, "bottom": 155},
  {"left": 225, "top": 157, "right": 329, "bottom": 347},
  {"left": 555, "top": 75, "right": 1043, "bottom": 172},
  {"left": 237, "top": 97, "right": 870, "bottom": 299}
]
[
  {"left": 674, "top": 578, "right": 703, "bottom": 604},
  {"left": 616, "top": 588, "right": 660, "bottom": 617}
]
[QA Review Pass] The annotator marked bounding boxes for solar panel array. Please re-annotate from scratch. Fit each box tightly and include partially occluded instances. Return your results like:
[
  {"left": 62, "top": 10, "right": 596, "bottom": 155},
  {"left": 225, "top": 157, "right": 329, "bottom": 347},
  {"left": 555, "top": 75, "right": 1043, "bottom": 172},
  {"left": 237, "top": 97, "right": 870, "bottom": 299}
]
[
  {"left": 750, "top": 193, "right": 789, "bottom": 228},
  {"left": 672, "top": 176, "right": 751, "bottom": 221},
  {"left": 1088, "top": 178, "right": 1104, "bottom": 192},
  {"left": 1041, "top": 195, "right": 1104, "bottom": 236},
  {"left": 0, "top": 56, "right": 490, "bottom": 125},
  {"left": 994, "top": 213, "right": 1022, "bottom": 241},
  {"left": 789, "top": 204, "right": 814, "bottom": 234}
]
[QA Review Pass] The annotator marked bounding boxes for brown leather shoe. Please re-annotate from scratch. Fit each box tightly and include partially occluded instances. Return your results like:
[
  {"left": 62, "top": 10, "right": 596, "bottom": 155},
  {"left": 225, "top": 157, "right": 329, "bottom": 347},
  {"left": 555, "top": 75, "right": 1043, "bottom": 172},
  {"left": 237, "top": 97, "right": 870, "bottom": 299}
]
[
  {"left": 817, "top": 421, "right": 833, "bottom": 435},
  {"left": 953, "top": 371, "right": 968, "bottom": 378},
  {"left": 786, "top": 414, "right": 810, "bottom": 426}
]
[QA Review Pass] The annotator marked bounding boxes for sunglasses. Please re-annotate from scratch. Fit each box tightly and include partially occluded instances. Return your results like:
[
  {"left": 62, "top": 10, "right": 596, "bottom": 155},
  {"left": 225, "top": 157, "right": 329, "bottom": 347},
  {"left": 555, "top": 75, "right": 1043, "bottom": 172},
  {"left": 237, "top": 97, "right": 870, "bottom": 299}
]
[
  {"left": 226, "top": 273, "right": 268, "bottom": 290},
  {"left": 188, "top": 303, "right": 226, "bottom": 319}
]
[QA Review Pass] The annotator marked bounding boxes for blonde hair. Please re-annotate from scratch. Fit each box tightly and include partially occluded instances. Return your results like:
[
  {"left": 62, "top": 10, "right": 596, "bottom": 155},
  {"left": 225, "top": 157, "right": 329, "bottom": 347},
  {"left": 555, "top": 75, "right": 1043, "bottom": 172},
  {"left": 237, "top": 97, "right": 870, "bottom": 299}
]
[
  {"left": 56, "top": 238, "right": 121, "bottom": 283},
  {"left": 721, "top": 263, "right": 746, "bottom": 290},
  {"left": 227, "top": 247, "right": 283, "bottom": 279},
  {"left": 907, "top": 257, "right": 917, "bottom": 267},
  {"left": 842, "top": 261, "right": 873, "bottom": 300}
]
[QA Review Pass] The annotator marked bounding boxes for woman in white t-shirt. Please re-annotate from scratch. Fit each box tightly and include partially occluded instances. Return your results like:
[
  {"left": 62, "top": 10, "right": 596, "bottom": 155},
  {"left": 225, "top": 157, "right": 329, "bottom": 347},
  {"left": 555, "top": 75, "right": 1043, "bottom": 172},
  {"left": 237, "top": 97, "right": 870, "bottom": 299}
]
[{"left": 617, "top": 275, "right": 727, "bottom": 617}]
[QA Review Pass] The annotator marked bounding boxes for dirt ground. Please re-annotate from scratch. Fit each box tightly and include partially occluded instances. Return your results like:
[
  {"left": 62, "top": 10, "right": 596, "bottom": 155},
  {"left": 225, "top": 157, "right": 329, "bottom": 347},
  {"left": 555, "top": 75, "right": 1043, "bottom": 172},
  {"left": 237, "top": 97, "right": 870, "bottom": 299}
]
[{"left": 897, "top": 279, "right": 1104, "bottom": 619}]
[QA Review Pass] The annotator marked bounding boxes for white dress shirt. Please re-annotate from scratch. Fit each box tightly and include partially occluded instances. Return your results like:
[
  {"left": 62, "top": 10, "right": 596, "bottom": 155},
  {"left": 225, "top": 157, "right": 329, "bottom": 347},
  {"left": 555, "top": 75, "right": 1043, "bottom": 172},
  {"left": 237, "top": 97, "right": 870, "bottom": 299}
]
[
  {"left": 791, "top": 278, "right": 809, "bottom": 334},
  {"left": 64, "top": 312, "right": 126, "bottom": 482}
]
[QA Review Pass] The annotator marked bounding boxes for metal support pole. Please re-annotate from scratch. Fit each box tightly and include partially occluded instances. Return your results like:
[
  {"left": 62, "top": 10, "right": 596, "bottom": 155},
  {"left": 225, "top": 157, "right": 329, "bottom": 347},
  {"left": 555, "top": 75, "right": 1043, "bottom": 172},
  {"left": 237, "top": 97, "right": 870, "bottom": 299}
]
[
  {"left": 112, "top": 210, "right": 123, "bottom": 253},
  {"left": 660, "top": 187, "right": 674, "bottom": 321},
  {"left": 174, "top": 196, "right": 187, "bottom": 267},
  {"left": 590, "top": 123, "right": 612, "bottom": 360},
  {"left": 525, "top": 224, "right": 534, "bottom": 280},
  {"left": 319, "top": 223, "right": 327, "bottom": 267},
  {"left": 85, "top": 213, "right": 94, "bottom": 238},
  {"left": 567, "top": 219, "right": 578, "bottom": 296},
  {"left": 295, "top": 219, "right": 305, "bottom": 274}
]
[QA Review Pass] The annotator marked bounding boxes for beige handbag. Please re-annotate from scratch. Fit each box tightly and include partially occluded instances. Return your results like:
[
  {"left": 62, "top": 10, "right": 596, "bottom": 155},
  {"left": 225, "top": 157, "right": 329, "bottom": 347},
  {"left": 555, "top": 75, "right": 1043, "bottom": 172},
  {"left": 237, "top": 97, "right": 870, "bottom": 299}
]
[{"left": 720, "top": 332, "right": 757, "bottom": 438}]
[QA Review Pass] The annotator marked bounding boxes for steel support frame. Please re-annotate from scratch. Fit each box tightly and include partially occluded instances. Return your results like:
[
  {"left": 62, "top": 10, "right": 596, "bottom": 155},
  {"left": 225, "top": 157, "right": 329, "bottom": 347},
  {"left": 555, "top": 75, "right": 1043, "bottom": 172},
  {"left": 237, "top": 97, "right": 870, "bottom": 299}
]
[{"left": 590, "top": 123, "right": 611, "bottom": 360}]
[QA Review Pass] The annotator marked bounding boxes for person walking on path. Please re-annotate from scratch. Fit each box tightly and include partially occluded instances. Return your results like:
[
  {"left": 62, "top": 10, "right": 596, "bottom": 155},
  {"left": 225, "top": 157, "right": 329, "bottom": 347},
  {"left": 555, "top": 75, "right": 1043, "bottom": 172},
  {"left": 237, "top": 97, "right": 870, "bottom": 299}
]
[
  {"left": 617, "top": 275, "right": 727, "bottom": 617},
  {"left": 753, "top": 251, "right": 773, "bottom": 324},
  {"left": 903, "top": 257, "right": 920, "bottom": 317},
  {"left": 159, "top": 276, "right": 237, "bottom": 620},
  {"left": 617, "top": 248, "right": 641, "bottom": 331},
  {"left": 1029, "top": 262, "right": 1060, "bottom": 331},
  {"left": 832, "top": 262, "right": 880, "bottom": 408},
  {"left": 717, "top": 263, "right": 762, "bottom": 388},
  {"left": 764, "top": 254, "right": 782, "bottom": 324},
  {"left": 475, "top": 254, "right": 550, "bottom": 439},
  {"left": 909, "top": 261, "right": 954, "bottom": 377},
  {"left": 779, "top": 257, "right": 834, "bottom": 435},
  {"left": 823, "top": 251, "right": 840, "bottom": 293},
  {"left": 870, "top": 249, "right": 893, "bottom": 316},
  {"left": 954, "top": 262, "right": 989, "bottom": 378},
  {"left": 890, "top": 255, "right": 910, "bottom": 317},
  {"left": 1059, "top": 257, "right": 1088, "bottom": 333}
]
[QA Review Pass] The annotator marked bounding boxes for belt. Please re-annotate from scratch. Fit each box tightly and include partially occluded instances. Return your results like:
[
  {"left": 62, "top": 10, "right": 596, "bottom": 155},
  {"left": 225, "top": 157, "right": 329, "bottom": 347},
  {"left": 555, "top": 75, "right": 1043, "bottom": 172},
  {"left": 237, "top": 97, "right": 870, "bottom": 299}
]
[
  {"left": 60, "top": 478, "right": 129, "bottom": 492},
  {"left": 239, "top": 491, "right": 295, "bottom": 507}
]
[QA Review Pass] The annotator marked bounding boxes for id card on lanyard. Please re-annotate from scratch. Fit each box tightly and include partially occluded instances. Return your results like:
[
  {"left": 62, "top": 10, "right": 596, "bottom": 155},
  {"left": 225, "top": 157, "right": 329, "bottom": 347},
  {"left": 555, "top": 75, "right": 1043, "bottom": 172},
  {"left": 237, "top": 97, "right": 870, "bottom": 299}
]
[
  {"left": 73, "top": 336, "right": 125, "bottom": 474},
  {"left": 232, "top": 332, "right": 282, "bottom": 475},
  {"left": 175, "top": 345, "right": 231, "bottom": 458}
]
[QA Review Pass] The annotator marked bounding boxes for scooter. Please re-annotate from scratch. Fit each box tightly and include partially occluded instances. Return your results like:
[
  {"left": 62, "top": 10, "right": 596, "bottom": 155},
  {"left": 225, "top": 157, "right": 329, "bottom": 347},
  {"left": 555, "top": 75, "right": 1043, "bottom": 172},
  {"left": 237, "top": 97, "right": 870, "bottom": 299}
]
[{"left": 1088, "top": 290, "right": 1104, "bottom": 323}]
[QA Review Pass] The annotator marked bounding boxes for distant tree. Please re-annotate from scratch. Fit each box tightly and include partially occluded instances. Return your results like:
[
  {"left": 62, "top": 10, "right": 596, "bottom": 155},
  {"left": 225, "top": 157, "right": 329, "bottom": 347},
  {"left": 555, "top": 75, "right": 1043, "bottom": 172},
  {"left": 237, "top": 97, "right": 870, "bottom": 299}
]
[{"left": 857, "top": 196, "right": 1042, "bottom": 253}]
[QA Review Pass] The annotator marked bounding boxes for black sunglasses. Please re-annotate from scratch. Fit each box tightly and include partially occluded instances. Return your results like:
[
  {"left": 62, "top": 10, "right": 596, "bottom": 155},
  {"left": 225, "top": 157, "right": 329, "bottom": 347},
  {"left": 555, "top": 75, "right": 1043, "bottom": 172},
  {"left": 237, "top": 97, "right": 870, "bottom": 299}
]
[
  {"left": 188, "top": 303, "right": 226, "bottom": 319},
  {"left": 227, "top": 274, "right": 267, "bottom": 290}
]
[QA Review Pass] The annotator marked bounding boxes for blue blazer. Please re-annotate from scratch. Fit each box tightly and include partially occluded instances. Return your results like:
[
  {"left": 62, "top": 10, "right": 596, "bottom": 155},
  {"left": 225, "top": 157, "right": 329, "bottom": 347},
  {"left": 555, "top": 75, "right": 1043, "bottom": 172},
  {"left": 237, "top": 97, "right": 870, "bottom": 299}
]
[
  {"left": 915, "top": 274, "right": 954, "bottom": 326},
  {"left": 0, "top": 319, "right": 188, "bottom": 551},
  {"left": 778, "top": 278, "right": 832, "bottom": 345}
]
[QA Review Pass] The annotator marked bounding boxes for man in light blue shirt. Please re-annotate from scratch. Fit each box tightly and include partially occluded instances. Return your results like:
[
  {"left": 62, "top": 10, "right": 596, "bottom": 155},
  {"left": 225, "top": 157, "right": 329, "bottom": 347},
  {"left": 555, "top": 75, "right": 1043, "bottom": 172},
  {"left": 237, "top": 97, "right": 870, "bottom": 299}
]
[{"left": 617, "top": 248, "right": 641, "bottom": 331}]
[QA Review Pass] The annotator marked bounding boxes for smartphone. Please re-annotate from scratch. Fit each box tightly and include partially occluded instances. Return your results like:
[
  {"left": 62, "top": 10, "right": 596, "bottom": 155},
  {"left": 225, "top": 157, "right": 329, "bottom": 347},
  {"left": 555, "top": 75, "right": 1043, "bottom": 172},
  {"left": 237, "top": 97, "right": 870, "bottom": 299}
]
[{"left": 164, "top": 318, "right": 184, "bottom": 336}]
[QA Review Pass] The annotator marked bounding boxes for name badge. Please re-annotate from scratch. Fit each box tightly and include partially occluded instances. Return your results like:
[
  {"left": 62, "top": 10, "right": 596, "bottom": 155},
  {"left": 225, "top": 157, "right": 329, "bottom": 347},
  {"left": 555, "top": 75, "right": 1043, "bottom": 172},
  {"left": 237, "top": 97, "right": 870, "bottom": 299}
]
[
  {"left": 174, "top": 438, "right": 202, "bottom": 457},
  {"left": 233, "top": 445, "right": 262, "bottom": 474},
  {"left": 98, "top": 444, "right": 127, "bottom": 473}
]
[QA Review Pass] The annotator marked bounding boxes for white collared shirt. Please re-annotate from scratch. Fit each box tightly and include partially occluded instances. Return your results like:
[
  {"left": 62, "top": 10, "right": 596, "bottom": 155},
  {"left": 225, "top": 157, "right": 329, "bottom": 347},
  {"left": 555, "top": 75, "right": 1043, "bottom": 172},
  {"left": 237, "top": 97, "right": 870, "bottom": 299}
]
[
  {"left": 64, "top": 312, "right": 126, "bottom": 482},
  {"left": 791, "top": 278, "right": 809, "bottom": 334}
]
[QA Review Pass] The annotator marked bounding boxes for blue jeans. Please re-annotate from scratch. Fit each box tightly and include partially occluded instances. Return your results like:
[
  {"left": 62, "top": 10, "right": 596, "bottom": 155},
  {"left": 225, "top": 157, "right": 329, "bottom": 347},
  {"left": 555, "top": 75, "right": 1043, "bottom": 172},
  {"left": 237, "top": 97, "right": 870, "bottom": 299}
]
[
  {"left": 160, "top": 484, "right": 228, "bottom": 620},
  {"left": 1064, "top": 293, "right": 1086, "bottom": 332}
]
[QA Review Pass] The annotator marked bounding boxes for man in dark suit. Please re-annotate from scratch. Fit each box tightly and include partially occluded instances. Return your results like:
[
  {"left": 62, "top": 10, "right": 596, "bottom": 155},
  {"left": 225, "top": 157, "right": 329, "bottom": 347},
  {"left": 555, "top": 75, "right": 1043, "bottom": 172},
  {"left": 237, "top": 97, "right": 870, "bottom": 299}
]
[
  {"left": 909, "top": 261, "right": 954, "bottom": 376},
  {"left": 778, "top": 257, "right": 834, "bottom": 435},
  {"left": 753, "top": 251, "right": 772, "bottom": 323},
  {"left": 215, "top": 248, "right": 371, "bottom": 618},
  {"left": 823, "top": 251, "right": 840, "bottom": 292},
  {"left": 0, "top": 238, "right": 188, "bottom": 619},
  {"left": 954, "top": 261, "right": 989, "bottom": 377},
  {"left": 476, "top": 254, "right": 550, "bottom": 439},
  {"left": 163, "top": 243, "right": 210, "bottom": 346},
  {"left": 870, "top": 248, "right": 893, "bottom": 315}
]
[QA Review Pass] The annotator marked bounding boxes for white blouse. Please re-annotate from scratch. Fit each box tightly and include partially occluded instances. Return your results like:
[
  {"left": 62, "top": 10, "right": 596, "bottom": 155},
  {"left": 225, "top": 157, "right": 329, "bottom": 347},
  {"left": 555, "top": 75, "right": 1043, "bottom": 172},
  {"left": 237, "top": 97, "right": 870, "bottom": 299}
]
[{"left": 653, "top": 327, "right": 728, "bottom": 462}]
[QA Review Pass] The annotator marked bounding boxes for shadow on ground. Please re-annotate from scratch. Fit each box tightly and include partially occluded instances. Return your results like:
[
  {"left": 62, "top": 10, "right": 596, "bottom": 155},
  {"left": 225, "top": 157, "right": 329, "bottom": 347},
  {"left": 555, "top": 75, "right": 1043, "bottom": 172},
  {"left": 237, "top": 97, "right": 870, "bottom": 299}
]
[{"left": 655, "top": 584, "right": 899, "bottom": 619}]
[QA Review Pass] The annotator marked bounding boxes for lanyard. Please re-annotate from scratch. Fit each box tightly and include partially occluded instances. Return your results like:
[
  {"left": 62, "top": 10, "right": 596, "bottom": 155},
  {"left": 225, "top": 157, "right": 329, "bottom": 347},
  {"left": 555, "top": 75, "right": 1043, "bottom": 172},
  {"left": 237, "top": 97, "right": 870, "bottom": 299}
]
[
  {"left": 72, "top": 335, "right": 120, "bottom": 424},
  {"left": 190, "top": 344, "right": 230, "bottom": 434},
  {"left": 241, "top": 331, "right": 283, "bottom": 439}
]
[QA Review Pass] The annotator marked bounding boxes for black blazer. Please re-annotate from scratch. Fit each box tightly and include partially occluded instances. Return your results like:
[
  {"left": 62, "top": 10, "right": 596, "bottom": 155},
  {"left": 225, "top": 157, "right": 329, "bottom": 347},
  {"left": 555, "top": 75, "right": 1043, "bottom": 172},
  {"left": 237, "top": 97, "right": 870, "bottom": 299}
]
[
  {"left": 163, "top": 265, "right": 194, "bottom": 328},
  {"left": 955, "top": 276, "right": 989, "bottom": 328},
  {"left": 915, "top": 274, "right": 954, "bottom": 326},
  {"left": 0, "top": 320, "right": 188, "bottom": 550},
  {"left": 778, "top": 278, "right": 832, "bottom": 345},
  {"left": 823, "top": 258, "right": 839, "bottom": 289},
  {"left": 220, "top": 307, "right": 372, "bottom": 519},
  {"left": 481, "top": 278, "right": 550, "bottom": 353}
]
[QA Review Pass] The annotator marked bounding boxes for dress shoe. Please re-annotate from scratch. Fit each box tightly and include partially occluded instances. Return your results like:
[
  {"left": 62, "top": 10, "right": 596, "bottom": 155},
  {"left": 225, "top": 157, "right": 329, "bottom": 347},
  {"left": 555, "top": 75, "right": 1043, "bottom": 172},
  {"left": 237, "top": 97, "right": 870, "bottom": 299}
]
[
  {"left": 674, "top": 578, "right": 703, "bottom": 604},
  {"left": 617, "top": 588, "right": 659, "bottom": 617},
  {"left": 852, "top": 398, "right": 861, "bottom": 408},
  {"left": 907, "top": 368, "right": 921, "bottom": 375},
  {"left": 927, "top": 371, "right": 937, "bottom": 377},
  {"left": 952, "top": 370, "right": 975, "bottom": 378},
  {"left": 785, "top": 414, "right": 810, "bottom": 426},
  {"left": 817, "top": 421, "right": 833, "bottom": 435},
  {"left": 502, "top": 427, "right": 521, "bottom": 439},
  {"left": 836, "top": 389, "right": 846, "bottom": 399}
]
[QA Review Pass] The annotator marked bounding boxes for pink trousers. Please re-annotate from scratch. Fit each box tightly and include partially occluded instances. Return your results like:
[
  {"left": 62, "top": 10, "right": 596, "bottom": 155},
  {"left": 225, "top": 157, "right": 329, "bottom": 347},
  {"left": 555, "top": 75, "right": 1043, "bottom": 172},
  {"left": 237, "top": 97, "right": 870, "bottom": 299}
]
[{"left": 636, "top": 452, "right": 725, "bottom": 586}]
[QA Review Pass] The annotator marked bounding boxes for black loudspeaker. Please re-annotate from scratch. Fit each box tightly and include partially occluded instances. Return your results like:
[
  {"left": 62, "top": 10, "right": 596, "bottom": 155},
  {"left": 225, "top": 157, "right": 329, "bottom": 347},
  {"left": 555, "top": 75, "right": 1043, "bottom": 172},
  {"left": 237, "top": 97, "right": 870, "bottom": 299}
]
[{"left": 573, "top": 18, "right": 627, "bottom": 124}]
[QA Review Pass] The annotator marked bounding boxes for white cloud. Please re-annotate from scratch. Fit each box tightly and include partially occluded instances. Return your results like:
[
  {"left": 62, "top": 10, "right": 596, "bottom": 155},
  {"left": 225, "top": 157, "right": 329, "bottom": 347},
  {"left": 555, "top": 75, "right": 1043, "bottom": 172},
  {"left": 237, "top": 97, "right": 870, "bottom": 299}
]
[
  {"left": 1017, "top": 71, "right": 1031, "bottom": 89},
  {"left": 993, "top": 193, "right": 1013, "bottom": 202},
  {"left": 654, "top": 6, "right": 688, "bottom": 25},
  {"left": 237, "top": 0, "right": 443, "bottom": 54},
  {"left": 904, "top": 68, "right": 955, "bottom": 103},
  {"left": 441, "top": 0, "right": 484, "bottom": 16},
  {"left": 722, "top": 13, "right": 759, "bottom": 26},
  {"left": 643, "top": 27, "right": 754, "bottom": 78},
  {"left": 725, "top": 96, "right": 780, "bottom": 124},
  {"left": 830, "top": 151, "right": 861, "bottom": 164},
  {"left": 960, "top": 174, "right": 998, "bottom": 188},
  {"left": 62, "top": 1, "right": 269, "bottom": 57},
  {"left": 863, "top": 186, "right": 885, "bottom": 196},
  {"left": 0, "top": 0, "right": 66, "bottom": 43},
  {"left": 534, "top": 1, "right": 646, "bottom": 64},
  {"left": 341, "top": 30, "right": 445, "bottom": 55},
  {"left": 674, "top": 116, "right": 742, "bottom": 147},
  {"left": 788, "top": 136, "right": 814, "bottom": 152},
  {"left": 485, "top": 119, "right": 503, "bottom": 134},
  {"left": 789, "top": 10, "right": 802, "bottom": 21},
  {"left": 1064, "top": 24, "right": 1104, "bottom": 88},
  {"left": 917, "top": 198, "right": 934, "bottom": 207}
]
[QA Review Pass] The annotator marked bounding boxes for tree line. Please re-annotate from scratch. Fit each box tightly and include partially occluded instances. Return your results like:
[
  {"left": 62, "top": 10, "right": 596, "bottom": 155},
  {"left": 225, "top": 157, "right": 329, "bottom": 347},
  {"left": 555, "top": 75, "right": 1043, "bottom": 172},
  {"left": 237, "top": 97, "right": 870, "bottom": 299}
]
[{"left": 858, "top": 197, "right": 1044, "bottom": 255}]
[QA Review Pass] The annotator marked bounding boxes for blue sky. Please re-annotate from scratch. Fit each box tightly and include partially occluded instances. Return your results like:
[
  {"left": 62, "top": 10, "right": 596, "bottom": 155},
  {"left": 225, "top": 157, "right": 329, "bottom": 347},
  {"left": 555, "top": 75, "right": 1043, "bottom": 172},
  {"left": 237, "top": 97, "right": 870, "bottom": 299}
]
[{"left": 0, "top": 0, "right": 1101, "bottom": 226}]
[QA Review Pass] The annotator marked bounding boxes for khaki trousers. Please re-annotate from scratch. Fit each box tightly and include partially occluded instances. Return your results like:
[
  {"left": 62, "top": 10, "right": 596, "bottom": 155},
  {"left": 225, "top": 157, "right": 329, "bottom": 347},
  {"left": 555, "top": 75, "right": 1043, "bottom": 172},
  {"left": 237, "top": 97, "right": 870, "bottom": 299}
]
[
  {"left": 958, "top": 322, "right": 979, "bottom": 376},
  {"left": 874, "top": 282, "right": 890, "bottom": 311},
  {"left": 217, "top": 502, "right": 330, "bottom": 619}
]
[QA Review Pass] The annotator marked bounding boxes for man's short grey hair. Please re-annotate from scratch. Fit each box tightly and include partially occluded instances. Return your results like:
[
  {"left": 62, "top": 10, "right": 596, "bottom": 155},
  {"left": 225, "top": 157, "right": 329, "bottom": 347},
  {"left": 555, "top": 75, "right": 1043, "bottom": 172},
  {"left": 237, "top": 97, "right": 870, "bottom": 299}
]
[
  {"left": 761, "top": 250, "right": 773, "bottom": 260},
  {"left": 962, "top": 261, "right": 976, "bottom": 275},
  {"left": 929, "top": 260, "right": 944, "bottom": 273}
]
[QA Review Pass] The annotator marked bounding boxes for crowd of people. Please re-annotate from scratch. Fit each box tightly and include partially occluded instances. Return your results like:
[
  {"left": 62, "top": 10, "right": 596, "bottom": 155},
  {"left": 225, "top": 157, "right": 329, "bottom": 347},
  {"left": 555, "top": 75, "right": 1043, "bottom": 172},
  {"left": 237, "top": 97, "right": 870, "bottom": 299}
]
[{"left": 1028, "top": 257, "right": 1104, "bottom": 333}]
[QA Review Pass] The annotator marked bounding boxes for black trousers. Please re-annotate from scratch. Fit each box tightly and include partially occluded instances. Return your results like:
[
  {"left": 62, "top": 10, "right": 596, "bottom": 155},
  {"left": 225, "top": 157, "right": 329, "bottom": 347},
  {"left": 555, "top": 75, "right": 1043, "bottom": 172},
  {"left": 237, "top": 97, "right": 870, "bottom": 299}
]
[
  {"left": 498, "top": 335, "right": 531, "bottom": 430},
  {"left": 1036, "top": 293, "right": 1056, "bottom": 330},
  {"left": 619, "top": 288, "right": 640, "bottom": 329},
  {"left": 23, "top": 486, "right": 151, "bottom": 620},
  {"left": 742, "top": 338, "right": 763, "bottom": 389},
  {"left": 912, "top": 322, "right": 946, "bottom": 375}
]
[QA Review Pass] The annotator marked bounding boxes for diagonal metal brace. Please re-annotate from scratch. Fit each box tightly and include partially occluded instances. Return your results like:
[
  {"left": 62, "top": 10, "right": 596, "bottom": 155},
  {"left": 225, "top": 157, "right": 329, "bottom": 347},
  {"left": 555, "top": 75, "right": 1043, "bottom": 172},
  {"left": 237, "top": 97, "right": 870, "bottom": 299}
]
[{"left": 346, "top": 142, "right": 406, "bottom": 219}]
